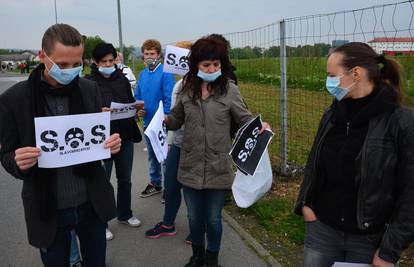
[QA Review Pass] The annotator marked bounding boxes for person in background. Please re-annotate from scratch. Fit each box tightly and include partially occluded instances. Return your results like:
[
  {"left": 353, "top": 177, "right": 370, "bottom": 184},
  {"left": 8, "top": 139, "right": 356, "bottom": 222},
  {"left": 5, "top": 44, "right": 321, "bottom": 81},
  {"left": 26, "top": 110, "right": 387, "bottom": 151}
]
[
  {"left": 166, "top": 36, "right": 271, "bottom": 267},
  {"left": 135, "top": 39, "right": 175, "bottom": 198},
  {"left": 114, "top": 52, "right": 136, "bottom": 94},
  {"left": 88, "top": 42, "right": 143, "bottom": 241},
  {"left": 295, "top": 42, "right": 414, "bottom": 267},
  {"left": 145, "top": 41, "right": 193, "bottom": 245}
]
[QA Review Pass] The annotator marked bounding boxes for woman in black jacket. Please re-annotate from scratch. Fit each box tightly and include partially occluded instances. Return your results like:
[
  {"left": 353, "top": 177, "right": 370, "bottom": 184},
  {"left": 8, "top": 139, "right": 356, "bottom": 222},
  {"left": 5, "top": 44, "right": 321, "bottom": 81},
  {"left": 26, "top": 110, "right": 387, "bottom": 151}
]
[
  {"left": 295, "top": 42, "right": 414, "bottom": 267},
  {"left": 89, "top": 43, "right": 142, "bottom": 241}
]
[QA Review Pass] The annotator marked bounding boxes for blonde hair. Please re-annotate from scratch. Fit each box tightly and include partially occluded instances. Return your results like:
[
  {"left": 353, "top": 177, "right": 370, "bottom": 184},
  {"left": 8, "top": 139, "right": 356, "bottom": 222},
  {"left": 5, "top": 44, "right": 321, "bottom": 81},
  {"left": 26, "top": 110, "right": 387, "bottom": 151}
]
[{"left": 175, "top": 41, "right": 192, "bottom": 50}]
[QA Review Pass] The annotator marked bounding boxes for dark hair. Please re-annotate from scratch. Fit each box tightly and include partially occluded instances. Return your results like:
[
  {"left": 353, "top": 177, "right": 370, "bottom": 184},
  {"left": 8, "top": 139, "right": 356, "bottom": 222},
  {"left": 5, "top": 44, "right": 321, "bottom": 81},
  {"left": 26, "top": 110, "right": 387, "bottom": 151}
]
[
  {"left": 208, "top": 33, "right": 231, "bottom": 50},
  {"left": 332, "top": 42, "right": 405, "bottom": 103},
  {"left": 181, "top": 36, "right": 231, "bottom": 102},
  {"left": 92, "top": 42, "right": 117, "bottom": 62},
  {"left": 42, "top": 24, "right": 83, "bottom": 54},
  {"left": 141, "top": 39, "right": 162, "bottom": 54}
]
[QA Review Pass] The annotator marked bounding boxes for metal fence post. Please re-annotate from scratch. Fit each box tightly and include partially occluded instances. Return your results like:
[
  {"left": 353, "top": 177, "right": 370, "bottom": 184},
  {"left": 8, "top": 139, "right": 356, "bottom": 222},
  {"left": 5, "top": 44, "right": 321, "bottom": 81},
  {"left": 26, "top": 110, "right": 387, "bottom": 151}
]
[{"left": 279, "top": 20, "right": 288, "bottom": 175}]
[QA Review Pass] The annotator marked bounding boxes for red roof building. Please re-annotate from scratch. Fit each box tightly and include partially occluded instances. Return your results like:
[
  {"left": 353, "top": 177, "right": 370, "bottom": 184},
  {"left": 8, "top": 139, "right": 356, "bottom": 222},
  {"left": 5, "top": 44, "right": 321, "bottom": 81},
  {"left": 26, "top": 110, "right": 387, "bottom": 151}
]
[{"left": 368, "top": 37, "right": 414, "bottom": 56}]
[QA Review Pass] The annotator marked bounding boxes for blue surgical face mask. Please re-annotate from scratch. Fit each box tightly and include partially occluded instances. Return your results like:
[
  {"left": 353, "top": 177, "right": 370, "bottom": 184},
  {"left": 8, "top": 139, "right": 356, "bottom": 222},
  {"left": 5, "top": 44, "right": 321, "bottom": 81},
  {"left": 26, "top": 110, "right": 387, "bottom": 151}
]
[
  {"left": 197, "top": 69, "right": 222, "bottom": 82},
  {"left": 326, "top": 73, "right": 356, "bottom": 101},
  {"left": 45, "top": 54, "right": 82, "bottom": 85},
  {"left": 99, "top": 66, "right": 115, "bottom": 76}
]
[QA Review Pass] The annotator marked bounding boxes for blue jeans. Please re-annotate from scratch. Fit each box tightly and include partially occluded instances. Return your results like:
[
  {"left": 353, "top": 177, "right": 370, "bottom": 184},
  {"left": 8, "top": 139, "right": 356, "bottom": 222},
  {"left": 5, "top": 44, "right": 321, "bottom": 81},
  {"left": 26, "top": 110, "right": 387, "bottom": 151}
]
[
  {"left": 163, "top": 145, "right": 182, "bottom": 226},
  {"left": 143, "top": 132, "right": 164, "bottom": 187},
  {"left": 183, "top": 186, "right": 226, "bottom": 252},
  {"left": 70, "top": 230, "right": 80, "bottom": 265},
  {"left": 303, "top": 220, "right": 382, "bottom": 267},
  {"left": 40, "top": 202, "right": 106, "bottom": 267},
  {"left": 104, "top": 140, "right": 134, "bottom": 221}
]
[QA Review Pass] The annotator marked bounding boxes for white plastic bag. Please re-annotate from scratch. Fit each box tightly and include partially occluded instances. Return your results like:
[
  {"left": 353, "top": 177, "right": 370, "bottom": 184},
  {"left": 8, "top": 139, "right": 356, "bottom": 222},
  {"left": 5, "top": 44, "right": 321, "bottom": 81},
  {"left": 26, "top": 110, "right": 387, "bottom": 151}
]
[{"left": 231, "top": 149, "right": 273, "bottom": 208}]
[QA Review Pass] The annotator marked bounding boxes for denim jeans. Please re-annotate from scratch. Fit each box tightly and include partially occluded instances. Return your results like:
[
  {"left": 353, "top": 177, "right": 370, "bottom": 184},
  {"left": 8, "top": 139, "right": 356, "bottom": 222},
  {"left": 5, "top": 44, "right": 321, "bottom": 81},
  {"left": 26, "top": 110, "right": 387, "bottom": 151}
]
[
  {"left": 69, "top": 230, "right": 80, "bottom": 265},
  {"left": 104, "top": 140, "right": 134, "bottom": 221},
  {"left": 143, "top": 131, "right": 164, "bottom": 187},
  {"left": 40, "top": 202, "right": 106, "bottom": 267},
  {"left": 303, "top": 220, "right": 383, "bottom": 267},
  {"left": 182, "top": 186, "right": 226, "bottom": 252},
  {"left": 163, "top": 145, "right": 182, "bottom": 226}
]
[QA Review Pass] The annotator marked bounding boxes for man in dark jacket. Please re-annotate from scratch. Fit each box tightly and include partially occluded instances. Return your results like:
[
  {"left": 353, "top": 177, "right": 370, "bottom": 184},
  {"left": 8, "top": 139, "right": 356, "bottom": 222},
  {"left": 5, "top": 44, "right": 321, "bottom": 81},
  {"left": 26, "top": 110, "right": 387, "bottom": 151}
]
[{"left": 0, "top": 24, "right": 121, "bottom": 267}]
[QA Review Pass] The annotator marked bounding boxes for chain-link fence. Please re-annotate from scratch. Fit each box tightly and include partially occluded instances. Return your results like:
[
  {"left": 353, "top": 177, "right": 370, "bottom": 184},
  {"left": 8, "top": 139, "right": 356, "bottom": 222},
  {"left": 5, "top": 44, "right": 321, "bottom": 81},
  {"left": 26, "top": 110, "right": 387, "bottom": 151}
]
[
  {"left": 221, "top": 0, "right": 414, "bottom": 175},
  {"left": 164, "top": 0, "right": 414, "bottom": 175}
]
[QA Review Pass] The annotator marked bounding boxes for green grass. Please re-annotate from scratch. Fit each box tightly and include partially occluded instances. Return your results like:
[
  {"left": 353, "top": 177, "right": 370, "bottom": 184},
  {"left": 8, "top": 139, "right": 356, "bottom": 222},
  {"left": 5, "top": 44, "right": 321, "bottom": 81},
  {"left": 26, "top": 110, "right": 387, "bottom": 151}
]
[
  {"left": 235, "top": 56, "right": 414, "bottom": 166},
  {"left": 241, "top": 198, "right": 305, "bottom": 245},
  {"left": 239, "top": 81, "right": 331, "bottom": 165}
]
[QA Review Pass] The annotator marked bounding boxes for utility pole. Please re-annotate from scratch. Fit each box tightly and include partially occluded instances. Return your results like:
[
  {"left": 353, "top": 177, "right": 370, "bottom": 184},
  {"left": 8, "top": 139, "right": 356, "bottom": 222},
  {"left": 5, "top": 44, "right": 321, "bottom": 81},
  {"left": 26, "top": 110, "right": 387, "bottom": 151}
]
[
  {"left": 117, "top": 0, "right": 124, "bottom": 62},
  {"left": 54, "top": 0, "right": 58, "bottom": 24}
]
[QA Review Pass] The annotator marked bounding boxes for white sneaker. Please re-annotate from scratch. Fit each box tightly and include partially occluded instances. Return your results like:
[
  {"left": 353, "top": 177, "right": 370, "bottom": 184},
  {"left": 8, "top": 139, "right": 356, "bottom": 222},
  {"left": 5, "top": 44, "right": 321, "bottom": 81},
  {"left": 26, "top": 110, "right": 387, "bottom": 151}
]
[
  {"left": 119, "top": 216, "right": 141, "bottom": 227},
  {"left": 106, "top": 228, "right": 114, "bottom": 241}
]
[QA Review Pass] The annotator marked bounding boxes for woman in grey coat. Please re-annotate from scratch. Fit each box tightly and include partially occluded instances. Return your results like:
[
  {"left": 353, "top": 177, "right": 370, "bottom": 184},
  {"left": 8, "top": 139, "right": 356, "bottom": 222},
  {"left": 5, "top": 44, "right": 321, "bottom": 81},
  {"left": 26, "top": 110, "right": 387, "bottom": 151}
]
[{"left": 166, "top": 36, "right": 270, "bottom": 267}]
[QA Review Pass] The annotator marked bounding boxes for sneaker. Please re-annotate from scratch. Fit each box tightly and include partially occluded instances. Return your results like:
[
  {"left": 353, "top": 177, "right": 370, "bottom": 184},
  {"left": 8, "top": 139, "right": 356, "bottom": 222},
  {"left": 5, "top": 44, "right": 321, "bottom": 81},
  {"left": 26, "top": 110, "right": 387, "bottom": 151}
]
[
  {"left": 106, "top": 228, "right": 114, "bottom": 241},
  {"left": 140, "top": 183, "right": 162, "bottom": 198},
  {"left": 145, "top": 222, "right": 177, "bottom": 238},
  {"left": 118, "top": 216, "right": 141, "bottom": 227},
  {"left": 185, "top": 234, "right": 192, "bottom": 245},
  {"left": 161, "top": 192, "right": 165, "bottom": 204}
]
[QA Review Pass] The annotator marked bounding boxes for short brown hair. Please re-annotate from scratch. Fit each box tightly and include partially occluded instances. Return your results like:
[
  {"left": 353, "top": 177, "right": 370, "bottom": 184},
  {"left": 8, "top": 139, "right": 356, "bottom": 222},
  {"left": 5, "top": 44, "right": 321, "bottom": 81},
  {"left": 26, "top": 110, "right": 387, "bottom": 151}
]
[
  {"left": 141, "top": 39, "right": 161, "bottom": 54},
  {"left": 42, "top": 24, "right": 83, "bottom": 54},
  {"left": 175, "top": 41, "right": 192, "bottom": 50}
]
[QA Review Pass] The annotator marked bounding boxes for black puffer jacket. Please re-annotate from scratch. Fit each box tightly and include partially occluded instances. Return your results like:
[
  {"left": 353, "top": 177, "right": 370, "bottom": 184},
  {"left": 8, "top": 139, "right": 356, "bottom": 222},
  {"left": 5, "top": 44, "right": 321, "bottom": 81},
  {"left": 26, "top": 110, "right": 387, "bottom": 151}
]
[
  {"left": 88, "top": 64, "right": 141, "bottom": 143},
  {"left": 295, "top": 84, "right": 414, "bottom": 263}
]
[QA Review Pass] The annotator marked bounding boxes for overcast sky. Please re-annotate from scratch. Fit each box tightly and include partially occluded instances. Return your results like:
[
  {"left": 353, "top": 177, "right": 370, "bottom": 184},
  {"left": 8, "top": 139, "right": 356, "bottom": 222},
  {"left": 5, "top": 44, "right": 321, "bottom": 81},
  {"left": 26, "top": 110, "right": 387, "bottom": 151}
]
[{"left": 0, "top": 0, "right": 407, "bottom": 50}]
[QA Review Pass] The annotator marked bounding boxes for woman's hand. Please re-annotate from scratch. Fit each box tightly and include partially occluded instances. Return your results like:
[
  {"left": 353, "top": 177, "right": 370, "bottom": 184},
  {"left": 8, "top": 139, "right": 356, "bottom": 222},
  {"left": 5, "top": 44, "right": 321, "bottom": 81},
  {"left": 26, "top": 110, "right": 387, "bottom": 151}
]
[
  {"left": 102, "top": 107, "right": 114, "bottom": 112},
  {"left": 104, "top": 133, "right": 122, "bottom": 154},
  {"left": 164, "top": 115, "right": 170, "bottom": 125},
  {"left": 137, "top": 109, "right": 146, "bottom": 117},
  {"left": 135, "top": 102, "right": 144, "bottom": 111},
  {"left": 372, "top": 249, "right": 395, "bottom": 267},
  {"left": 260, "top": 122, "right": 271, "bottom": 134},
  {"left": 302, "top": 206, "right": 317, "bottom": 222}
]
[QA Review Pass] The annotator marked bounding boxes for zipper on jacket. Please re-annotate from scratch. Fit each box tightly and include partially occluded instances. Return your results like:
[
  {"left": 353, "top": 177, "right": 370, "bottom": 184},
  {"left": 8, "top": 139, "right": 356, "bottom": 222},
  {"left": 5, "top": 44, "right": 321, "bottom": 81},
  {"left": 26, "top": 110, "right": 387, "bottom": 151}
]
[
  {"left": 356, "top": 122, "right": 370, "bottom": 229},
  {"left": 346, "top": 122, "right": 350, "bottom": 136}
]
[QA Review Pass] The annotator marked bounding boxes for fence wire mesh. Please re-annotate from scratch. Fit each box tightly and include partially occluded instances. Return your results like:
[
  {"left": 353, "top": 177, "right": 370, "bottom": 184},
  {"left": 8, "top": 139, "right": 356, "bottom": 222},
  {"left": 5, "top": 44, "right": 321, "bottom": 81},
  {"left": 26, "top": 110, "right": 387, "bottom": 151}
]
[{"left": 166, "top": 0, "right": 414, "bottom": 174}]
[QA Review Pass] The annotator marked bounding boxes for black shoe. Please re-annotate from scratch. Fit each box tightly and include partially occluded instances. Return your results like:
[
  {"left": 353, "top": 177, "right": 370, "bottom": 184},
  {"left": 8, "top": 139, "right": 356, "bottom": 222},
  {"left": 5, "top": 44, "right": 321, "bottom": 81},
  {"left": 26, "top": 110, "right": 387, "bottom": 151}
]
[
  {"left": 206, "top": 250, "right": 221, "bottom": 267},
  {"left": 184, "top": 245, "right": 205, "bottom": 267},
  {"left": 140, "top": 183, "right": 162, "bottom": 198}
]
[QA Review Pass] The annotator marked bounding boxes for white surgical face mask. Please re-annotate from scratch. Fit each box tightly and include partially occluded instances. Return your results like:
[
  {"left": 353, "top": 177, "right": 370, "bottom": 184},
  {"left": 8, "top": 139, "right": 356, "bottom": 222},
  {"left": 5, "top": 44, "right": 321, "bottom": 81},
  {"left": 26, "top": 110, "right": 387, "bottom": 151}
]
[{"left": 197, "top": 69, "right": 222, "bottom": 82}]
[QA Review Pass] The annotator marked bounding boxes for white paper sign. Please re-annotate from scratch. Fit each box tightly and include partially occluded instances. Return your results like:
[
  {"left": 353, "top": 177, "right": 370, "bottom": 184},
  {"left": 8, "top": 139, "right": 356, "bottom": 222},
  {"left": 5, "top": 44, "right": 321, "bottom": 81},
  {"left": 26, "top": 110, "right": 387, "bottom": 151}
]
[
  {"left": 332, "top": 263, "right": 371, "bottom": 267},
  {"left": 35, "top": 112, "right": 111, "bottom": 168},
  {"left": 163, "top": 45, "right": 190, "bottom": 76},
  {"left": 144, "top": 101, "right": 168, "bottom": 163},
  {"left": 110, "top": 101, "right": 142, "bottom": 121}
]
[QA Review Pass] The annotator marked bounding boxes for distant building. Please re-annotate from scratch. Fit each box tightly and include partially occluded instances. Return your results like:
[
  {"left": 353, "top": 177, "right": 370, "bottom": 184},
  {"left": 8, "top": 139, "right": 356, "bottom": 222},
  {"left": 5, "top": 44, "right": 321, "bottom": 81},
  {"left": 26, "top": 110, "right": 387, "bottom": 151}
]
[
  {"left": 332, "top": 40, "right": 349, "bottom": 48},
  {"left": 0, "top": 51, "right": 37, "bottom": 70},
  {"left": 0, "top": 50, "right": 36, "bottom": 62},
  {"left": 368, "top": 37, "right": 414, "bottom": 56}
]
